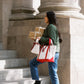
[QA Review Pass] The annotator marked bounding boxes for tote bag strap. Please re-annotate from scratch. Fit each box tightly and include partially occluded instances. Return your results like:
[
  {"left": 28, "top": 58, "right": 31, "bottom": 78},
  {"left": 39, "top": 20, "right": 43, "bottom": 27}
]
[
  {"left": 49, "top": 38, "right": 53, "bottom": 45},
  {"left": 49, "top": 38, "right": 51, "bottom": 45}
]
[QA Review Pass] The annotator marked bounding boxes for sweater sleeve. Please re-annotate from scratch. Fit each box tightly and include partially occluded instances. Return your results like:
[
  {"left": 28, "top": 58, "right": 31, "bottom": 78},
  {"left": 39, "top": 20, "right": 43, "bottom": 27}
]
[
  {"left": 39, "top": 25, "right": 56, "bottom": 45},
  {"left": 47, "top": 26, "right": 56, "bottom": 44},
  {"left": 39, "top": 36, "right": 49, "bottom": 45}
]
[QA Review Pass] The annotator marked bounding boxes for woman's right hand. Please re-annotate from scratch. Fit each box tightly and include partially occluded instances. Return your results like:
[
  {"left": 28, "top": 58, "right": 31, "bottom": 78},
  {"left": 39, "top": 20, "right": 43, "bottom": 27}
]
[{"left": 36, "top": 37, "right": 41, "bottom": 40}]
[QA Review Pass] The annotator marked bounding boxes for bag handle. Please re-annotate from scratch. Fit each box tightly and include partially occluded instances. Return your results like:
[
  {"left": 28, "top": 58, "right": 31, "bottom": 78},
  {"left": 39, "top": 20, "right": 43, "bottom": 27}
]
[
  {"left": 49, "top": 38, "right": 51, "bottom": 45},
  {"left": 49, "top": 38, "right": 53, "bottom": 45}
]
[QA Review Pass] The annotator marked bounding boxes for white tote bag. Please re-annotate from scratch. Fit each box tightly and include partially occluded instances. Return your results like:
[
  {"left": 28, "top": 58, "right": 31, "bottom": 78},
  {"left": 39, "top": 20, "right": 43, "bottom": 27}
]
[
  {"left": 37, "top": 39, "right": 56, "bottom": 63},
  {"left": 31, "top": 39, "right": 40, "bottom": 54}
]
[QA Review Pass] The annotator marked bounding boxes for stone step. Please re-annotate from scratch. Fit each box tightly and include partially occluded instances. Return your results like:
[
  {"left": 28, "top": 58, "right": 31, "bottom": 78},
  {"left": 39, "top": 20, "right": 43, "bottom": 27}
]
[
  {"left": 0, "top": 68, "right": 31, "bottom": 81},
  {"left": 0, "top": 76, "right": 50, "bottom": 84},
  {"left": 0, "top": 50, "right": 17, "bottom": 59},
  {"left": 0, "top": 58, "right": 28, "bottom": 69}
]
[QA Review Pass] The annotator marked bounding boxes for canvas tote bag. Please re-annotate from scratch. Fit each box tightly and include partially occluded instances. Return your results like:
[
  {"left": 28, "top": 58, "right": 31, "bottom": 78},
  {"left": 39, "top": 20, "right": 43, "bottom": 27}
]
[
  {"left": 31, "top": 39, "right": 40, "bottom": 54},
  {"left": 37, "top": 38, "right": 56, "bottom": 63}
]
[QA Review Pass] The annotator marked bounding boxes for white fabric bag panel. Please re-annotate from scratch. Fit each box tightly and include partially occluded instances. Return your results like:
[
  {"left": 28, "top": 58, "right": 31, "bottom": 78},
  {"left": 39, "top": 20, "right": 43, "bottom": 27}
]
[
  {"left": 31, "top": 39, "right": 40, "bottom": 54},
  {"left": 31, "top": 43, "right": 40, "bottom": 54},
  {"left": 38, "top": 45, "right": 56, "bottom": 59},
  {"left": 46, "top": 45, "right": 56, "bottom": 59}
]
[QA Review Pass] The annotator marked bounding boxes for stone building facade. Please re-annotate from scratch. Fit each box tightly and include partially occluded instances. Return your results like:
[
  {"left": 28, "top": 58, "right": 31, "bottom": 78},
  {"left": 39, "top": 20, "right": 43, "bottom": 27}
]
[{"left": 0, "top": 0, "right": 84, "bottom": 84}]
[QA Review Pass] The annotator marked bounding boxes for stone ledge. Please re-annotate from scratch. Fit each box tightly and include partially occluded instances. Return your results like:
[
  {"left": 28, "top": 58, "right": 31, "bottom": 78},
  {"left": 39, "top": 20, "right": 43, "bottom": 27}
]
[{"left": 12, "top": 8, "right": 35, "bottom": 14}]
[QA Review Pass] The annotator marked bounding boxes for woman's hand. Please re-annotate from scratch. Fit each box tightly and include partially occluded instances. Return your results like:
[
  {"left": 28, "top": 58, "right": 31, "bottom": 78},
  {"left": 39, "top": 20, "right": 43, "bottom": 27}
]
[
  {"left": 36, "top": 37, "right": 41, "bottom": 40},
  {"left": 31, "top": 37, "right": 41, "bottom": 41}
]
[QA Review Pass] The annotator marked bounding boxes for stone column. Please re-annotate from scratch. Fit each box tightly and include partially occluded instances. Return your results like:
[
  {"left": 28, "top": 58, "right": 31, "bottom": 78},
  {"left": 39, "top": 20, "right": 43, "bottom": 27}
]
[
  {"left": 2, "top": 0, "right": 13, "bottom": 49},
  {"left": 10, "top": 0, "right": 35, "bottom": 20},
  {"left": 0, "top": 0, "right": 2, "bottom": 42},
  {"left": 80, "top": 0, "right": 84, "bottom": 15},
  {"left": 37, "top": 0, "right": 84, "bottom": 18}
]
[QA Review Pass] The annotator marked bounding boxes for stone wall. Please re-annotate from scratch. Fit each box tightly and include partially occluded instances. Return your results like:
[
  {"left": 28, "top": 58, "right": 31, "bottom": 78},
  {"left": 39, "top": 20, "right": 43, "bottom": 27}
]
[
  {"left": 2, "top": 0, "right": 13, "bottom": 49},
  {"left": 0, "top": 0, "right": 2, "bottom": 42}
]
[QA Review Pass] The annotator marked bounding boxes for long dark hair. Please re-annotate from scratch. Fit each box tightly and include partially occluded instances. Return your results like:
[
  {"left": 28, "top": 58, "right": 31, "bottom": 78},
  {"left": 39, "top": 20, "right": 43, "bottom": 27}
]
[{"left": 46, "top": 11, "right": 62, "bottom": 43}]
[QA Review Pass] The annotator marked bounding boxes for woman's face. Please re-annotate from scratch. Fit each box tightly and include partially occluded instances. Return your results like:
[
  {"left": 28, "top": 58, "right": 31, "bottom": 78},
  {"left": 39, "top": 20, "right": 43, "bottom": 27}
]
[{"left": 44, "top": 14, "right": 49, "bottom": 24}]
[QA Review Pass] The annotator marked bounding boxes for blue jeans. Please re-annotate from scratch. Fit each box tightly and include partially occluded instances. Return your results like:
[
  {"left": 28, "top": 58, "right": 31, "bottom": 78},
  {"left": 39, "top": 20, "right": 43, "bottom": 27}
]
[{"left": 29, "top": 52, "right": 59, "bottom": 84}]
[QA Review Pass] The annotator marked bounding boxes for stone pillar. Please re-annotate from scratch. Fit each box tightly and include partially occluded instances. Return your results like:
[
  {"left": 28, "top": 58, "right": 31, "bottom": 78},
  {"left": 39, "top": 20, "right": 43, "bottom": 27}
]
[
  {"left": 0, "top": 0, "right": 2, "bottom": 42},
  {"left": 2, "top": 0, "right": 13, "bottom": 49},
  {"left": 80, "top": 0, "right": 84, "bottom": 15},
  {"left": 10, "top": 0, "right": 35, "bottom": 20},
  {"left": 37, "top": 0, "right": 84, "bottom": 18}
]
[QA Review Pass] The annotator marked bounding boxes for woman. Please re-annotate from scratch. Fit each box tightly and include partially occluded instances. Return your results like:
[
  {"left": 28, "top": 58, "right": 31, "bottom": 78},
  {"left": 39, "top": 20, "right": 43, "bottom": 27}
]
[{"left": 29, "top": 11, "right": 62, "bottom": 84}]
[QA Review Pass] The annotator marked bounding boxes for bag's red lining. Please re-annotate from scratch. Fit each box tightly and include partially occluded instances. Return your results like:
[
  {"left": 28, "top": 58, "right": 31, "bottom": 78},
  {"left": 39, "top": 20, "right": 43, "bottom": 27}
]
[{"left": 37, "top": 57, "right": 54, "bottom": 63}]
